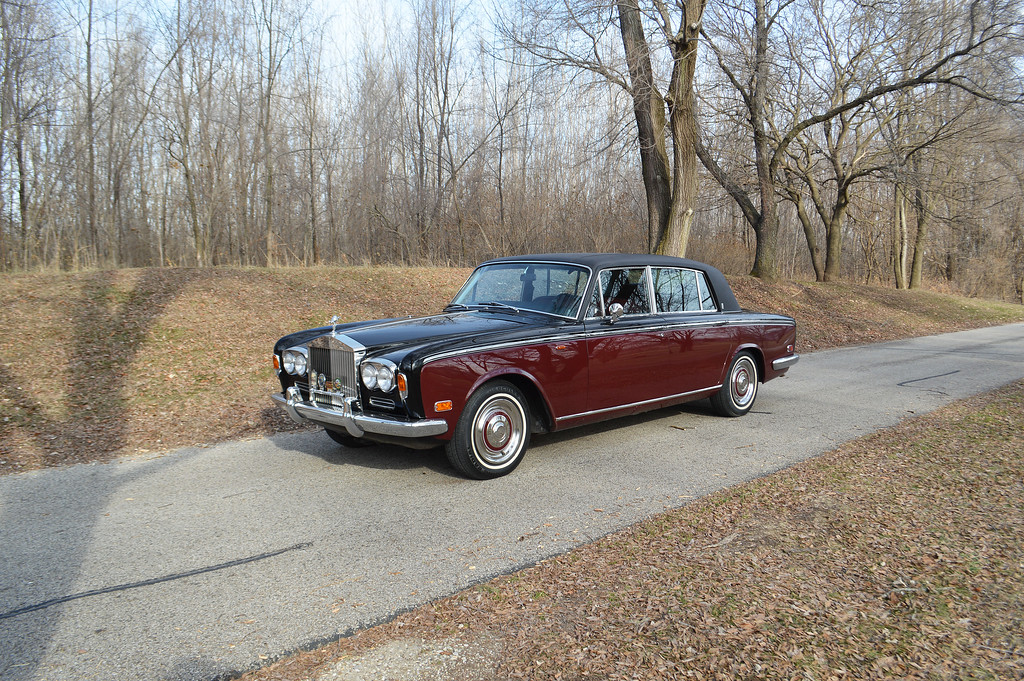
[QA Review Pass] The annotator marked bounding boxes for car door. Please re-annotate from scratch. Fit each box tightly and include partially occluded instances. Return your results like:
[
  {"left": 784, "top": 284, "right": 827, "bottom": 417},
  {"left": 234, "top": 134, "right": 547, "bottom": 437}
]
[
  {"left": 583, "top": 267, "right": 675, "bottom": 412},
  {"left": 651, "top": 266, "right": 735, "bottom": 394}
]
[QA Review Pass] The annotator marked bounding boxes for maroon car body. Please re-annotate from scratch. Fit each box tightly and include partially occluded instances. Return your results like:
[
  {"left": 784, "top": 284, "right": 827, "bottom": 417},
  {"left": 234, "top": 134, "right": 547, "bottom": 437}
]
[{"left": 272, "top": 254, "right": 798, "bottom": 478}]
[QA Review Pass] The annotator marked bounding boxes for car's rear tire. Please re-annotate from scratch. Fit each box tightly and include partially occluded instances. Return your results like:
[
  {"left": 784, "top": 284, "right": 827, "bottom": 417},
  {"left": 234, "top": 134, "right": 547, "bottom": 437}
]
[
  {"left": 711, "top": 351, "right": 759, "bottom": 417},
  {"left": 324, "top": 427, "right": 372, "bottom": 448},
  {"left": 445, "top": 380, "right": 531, "bottom": 479}
]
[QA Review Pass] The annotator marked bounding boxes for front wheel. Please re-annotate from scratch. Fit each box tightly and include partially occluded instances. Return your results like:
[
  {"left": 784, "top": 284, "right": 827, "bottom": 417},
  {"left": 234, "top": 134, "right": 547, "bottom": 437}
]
[
  {"left": 710, "top": 351, "right": 759, "bottom": 417},
  {"left": 445, "top": 381, "right": 531, "bottom": 479}
]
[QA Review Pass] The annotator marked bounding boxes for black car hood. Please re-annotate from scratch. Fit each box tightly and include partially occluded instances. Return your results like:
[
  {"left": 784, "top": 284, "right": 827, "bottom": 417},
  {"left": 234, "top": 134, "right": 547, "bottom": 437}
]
[{"left": 339, "top": 310, "right": 539, "bottom": 352}]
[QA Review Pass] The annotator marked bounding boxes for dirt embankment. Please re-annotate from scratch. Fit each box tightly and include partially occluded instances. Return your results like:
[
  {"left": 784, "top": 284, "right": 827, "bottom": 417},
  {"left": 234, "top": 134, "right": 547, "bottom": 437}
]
[{"left": 1, "top": 267, "right": 1021, "bottom": 474}]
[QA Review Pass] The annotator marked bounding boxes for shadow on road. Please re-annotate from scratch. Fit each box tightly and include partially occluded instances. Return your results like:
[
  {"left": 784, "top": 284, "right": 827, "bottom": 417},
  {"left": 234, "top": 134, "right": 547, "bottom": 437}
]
[
  {"left": 266, "top": 430, "right": 458, "bottom": 477},
  {"left": 0, "top": 271, "right": 194, "bottom": 680}
]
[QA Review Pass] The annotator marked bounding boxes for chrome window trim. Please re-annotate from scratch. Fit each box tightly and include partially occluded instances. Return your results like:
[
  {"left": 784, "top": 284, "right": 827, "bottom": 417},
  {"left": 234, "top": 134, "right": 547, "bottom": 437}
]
[
  {"left": 585, "top": 266, "right": 656, "bottom": 320},
  {"left": 650, "top": 266, "right": 708, "bottom": 315},
  {"left": 450, "top": 260, "right": 594, "bottom": 321},
  {"left": 694, "top": 270, "right": 718, "bottom": 311}
]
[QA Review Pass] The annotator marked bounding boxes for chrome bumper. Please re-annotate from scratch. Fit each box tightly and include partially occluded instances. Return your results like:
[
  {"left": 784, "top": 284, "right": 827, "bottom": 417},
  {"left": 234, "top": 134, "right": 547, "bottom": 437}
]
[
  {"left": 272, "top": 387, "right": 448, "bottom": 439},
  {"left": 772, "top": 354, "right": 800, "bottom": 371}
]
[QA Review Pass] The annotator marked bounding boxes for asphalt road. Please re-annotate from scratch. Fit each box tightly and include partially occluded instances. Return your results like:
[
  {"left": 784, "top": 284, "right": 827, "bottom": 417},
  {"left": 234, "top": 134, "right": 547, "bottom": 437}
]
[{"left": 1, "top": 323, "right": 1023, "bottom": 681}]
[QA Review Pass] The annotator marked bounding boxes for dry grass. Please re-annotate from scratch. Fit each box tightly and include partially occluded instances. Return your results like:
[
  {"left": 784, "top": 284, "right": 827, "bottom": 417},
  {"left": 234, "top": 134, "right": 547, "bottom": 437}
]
[
  {"left": 245, "top": 380, "right": 1024, "bottom": 681},
  {"left": 0, "top": 267, "right": 468, "bottom": 472},
  {"left": 1, "top": 267, "right": 1021, "bottom": 476}
]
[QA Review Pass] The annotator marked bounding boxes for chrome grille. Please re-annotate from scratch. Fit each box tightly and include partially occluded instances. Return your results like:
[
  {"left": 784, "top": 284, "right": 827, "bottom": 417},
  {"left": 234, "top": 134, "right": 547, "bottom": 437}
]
[{"left": 308, "top": 335, "right": 360, "bottom": 408}]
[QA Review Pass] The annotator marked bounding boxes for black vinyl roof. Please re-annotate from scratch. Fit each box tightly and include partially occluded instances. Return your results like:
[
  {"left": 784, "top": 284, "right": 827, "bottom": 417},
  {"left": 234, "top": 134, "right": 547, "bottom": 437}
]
[{"left": 480, "top": 253, "right": 741, "bottom": 312}]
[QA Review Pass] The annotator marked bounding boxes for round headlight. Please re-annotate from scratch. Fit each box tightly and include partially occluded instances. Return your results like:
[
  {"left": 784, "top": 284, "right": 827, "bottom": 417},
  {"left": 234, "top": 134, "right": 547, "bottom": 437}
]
[
  {"left": 283, "top": 350, "right": 296, "bottom": 375},
  {"left": 361, "top": 363, "right": 378, "bottom": 390},
  {"left": 292, "top": 352, "right": 307, "bottom": 376},
  {"left": 376, "top": 365, "right": 395, "bottom": 393}
]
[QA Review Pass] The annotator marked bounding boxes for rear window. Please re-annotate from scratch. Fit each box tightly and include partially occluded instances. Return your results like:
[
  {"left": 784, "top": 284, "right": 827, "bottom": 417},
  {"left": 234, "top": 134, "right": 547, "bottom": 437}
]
[{"left": 653, "top": 268, "right": 701, "bottom": 312}]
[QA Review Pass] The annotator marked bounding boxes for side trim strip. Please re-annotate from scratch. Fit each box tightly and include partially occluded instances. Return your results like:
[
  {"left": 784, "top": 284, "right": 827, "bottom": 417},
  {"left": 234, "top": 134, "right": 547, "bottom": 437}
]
[
  {"left": 421, "top": 332, "right": 585, "bottom": 364},
  {"left": 420, "top": 318, "right": 794, "bottom": 366},
  {"left": 554, "top": 385, "right": 722, "bottom": 423}
]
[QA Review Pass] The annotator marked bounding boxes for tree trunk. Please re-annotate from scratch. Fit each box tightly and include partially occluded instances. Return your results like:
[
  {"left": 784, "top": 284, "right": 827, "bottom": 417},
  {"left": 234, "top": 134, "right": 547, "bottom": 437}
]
[
  {"left": 894, "top": 185, "right": 909, "bottom": 289},
  {"left": 790, "top": 190, "right": 825, "bottom": 281},
  {"left": 748, "top": 0, "right": 779, "bottom": 281},
  {"left": 656, "top": 0, "right": 707, "bottom": 258},
  {"left": 85, "top": 0, "right": 97, "bottom": 266},
  {"left": 909, "top": 185, "right": 928, "bottom": 289},
  {"left": 751, "top": 207, "right": 780, "bottom": 280},
  {"left": 822, "top": 190, "right": 850, "bottom": 282},
  {"left": 616, "top": 0, "right": 671, "bottom": 252}
]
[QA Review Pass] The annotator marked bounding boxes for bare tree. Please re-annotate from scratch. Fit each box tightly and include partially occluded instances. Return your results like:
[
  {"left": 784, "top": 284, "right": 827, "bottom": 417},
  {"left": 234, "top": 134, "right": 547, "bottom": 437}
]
[
  {"left": 699, "top": 0, "right": 1024, "bottom": 280},
  {"left": 501, "top": 0, "right": 708, "bottom": 256}
]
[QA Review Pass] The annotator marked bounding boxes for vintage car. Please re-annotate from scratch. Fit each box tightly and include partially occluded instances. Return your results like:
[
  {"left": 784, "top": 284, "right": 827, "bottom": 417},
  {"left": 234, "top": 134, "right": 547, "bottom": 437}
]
[{"left": 272, "top": 254, "right": 798, "bottom": 479}]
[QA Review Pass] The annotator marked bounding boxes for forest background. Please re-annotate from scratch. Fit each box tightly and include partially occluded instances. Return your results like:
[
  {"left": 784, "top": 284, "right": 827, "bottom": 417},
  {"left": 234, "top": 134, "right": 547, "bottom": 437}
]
[{"left": 1, "top": 0, "right": 1023, "bottom": 301}]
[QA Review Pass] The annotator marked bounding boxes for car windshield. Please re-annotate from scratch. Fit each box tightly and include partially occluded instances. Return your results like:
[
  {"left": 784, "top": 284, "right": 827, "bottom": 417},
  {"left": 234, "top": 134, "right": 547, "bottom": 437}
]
[{"left": 450, "top": 263, "right": 590, "bottom": 318}]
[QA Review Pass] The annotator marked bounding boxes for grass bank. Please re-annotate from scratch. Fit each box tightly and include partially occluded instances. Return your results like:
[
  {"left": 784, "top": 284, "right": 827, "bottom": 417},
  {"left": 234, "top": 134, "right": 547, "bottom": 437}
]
[{"left": 1, "top": 267, "right": 1021, "bottom": 474}]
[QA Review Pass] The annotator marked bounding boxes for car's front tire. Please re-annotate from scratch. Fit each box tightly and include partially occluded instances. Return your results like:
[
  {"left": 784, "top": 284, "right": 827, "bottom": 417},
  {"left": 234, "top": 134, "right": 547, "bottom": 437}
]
[
  {"left": 445, "top": 380, "right": 531, "bottom": 479},
  {"left": 711, "top": 351, "right": 759, "bottom": 417}
]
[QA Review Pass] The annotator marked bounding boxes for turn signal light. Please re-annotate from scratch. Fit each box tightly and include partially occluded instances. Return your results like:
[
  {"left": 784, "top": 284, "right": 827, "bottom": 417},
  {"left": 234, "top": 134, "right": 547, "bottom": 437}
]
[
  {"left": 272, "top": 354, "right": 280, "bottom": 371},
  {"left": 434, "top": 400, "right": 453, "bottom": 412},
  {"left": 397, "top": 372, "right": 408, "bottom": 399}
]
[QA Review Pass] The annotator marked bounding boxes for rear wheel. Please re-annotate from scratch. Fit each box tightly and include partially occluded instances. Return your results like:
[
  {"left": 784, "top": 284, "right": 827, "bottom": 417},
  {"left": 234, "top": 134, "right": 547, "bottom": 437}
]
[
  {"left": 324, "top": 427, "right": 371, "bottom": 448},
  {"left": 711, "top": 351, "right": 759, "bottom": 417},
  {"left": 446, "top": 381, "right": 531, "bottom": 479}
]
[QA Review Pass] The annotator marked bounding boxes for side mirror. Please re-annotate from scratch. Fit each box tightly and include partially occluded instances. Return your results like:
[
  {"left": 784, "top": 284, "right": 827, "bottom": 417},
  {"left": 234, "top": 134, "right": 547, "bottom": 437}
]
[{"left": 606, "top": 302, "right": 624, "bottom": 324}]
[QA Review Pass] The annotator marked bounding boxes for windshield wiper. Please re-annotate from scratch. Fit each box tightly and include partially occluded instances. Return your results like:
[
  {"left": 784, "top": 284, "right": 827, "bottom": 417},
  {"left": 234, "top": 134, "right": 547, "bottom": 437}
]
[
  {"left": 444, "top": 303, "right": 470, "bottom": 311},
  {"left": 477, "top": 301, "right": 520, "bottom": 314}
]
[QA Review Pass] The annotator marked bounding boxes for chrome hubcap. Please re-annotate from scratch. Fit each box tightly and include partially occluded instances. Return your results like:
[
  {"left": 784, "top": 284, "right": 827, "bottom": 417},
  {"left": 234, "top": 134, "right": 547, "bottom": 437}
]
[
  {"left": 731, "top": 357, "right": 757, "bottom": 408},
  {"left": 734, "top": 370, "right": 749, "bottom": 396},
  {"left": 484, "top": 413, "right": 511, "bottom": 450},
  {"left": 471, "top": 395, "right": 525, "bottom": 468}
]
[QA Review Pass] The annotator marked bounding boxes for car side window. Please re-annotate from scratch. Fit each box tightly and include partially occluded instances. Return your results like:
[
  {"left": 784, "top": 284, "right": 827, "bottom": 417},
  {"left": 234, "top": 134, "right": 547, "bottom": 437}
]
[
  {"left": 653, "top": 268, "right": 701, "bottom": 313},
  {"left": 695, "top": 271, "right": 716, "bottom": 310},
  {"left": 599, "top": 268, "right": 651, "bottom": 315}
]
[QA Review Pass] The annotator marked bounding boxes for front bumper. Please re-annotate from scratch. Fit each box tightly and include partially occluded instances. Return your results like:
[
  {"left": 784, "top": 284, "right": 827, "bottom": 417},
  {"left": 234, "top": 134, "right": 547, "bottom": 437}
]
[{"left": 272, "top": 387, "right": 449, "bottom": 439}]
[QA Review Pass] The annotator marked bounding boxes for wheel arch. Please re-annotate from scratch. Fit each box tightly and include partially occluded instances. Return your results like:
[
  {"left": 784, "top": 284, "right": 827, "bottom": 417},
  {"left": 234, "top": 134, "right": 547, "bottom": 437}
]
[
  {"left": 464, "top": 370, "right": 553, "bottom": 435},
  {"left": 419, "top": 359, "right": 558, "bottom": 439},
  {"left": 491, "top": 372, "right": 554, "bottom": 435},
  {"left": 733, "top": 343, "right": 766, "bottom": 383}
]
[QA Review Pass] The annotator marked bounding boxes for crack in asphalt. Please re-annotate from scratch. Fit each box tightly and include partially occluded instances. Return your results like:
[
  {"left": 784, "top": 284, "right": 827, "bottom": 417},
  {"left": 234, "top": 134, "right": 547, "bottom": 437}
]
[
  {"left": 897, "top": 370, "right": 961, "bottom": 386},
  {"left": 0, "top": 542, "right": 313, "bottom": 622}
]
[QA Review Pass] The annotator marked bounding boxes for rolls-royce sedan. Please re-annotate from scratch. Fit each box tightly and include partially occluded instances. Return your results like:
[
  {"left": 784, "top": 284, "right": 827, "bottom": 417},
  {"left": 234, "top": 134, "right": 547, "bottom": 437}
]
[{"left": 272, "top": 254, "right": 798, "bottom": 478}]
